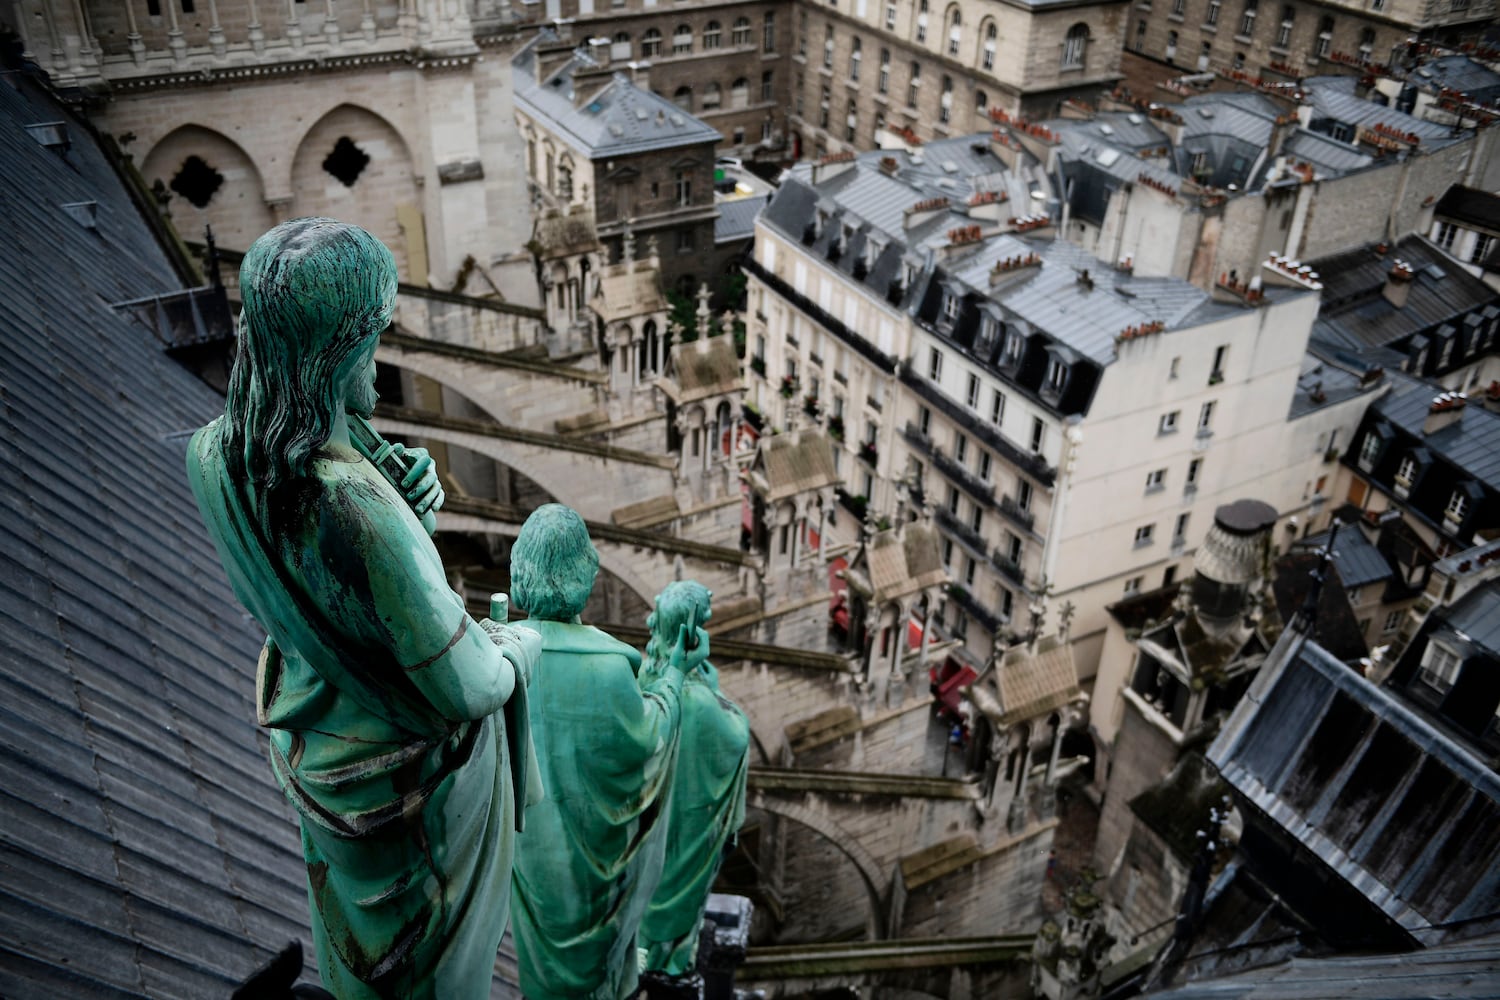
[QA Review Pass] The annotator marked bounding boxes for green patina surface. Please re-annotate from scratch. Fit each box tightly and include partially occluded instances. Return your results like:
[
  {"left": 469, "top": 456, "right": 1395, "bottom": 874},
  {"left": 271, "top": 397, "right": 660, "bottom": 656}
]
[
  {"left": 640, "top": 583, "right": 752, "bottom": 977},
  {"left": 508, "top": 505, "right": 710, "bottom": 1000},
  {"left": 187, "top": 219, "right": 540, "bottom": 998}
]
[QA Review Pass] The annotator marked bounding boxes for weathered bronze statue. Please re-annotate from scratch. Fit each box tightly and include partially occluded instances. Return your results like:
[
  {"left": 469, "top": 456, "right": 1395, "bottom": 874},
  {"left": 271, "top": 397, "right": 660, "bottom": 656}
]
[
  {"left": 509, "top": 504, "right": 705, "bottom": 1000},
  {"left": 187, "top": 218, "right": 540, "bottom": 999},
  {"left": 640, "top": 582, "right": 751, "bottom": 978}
]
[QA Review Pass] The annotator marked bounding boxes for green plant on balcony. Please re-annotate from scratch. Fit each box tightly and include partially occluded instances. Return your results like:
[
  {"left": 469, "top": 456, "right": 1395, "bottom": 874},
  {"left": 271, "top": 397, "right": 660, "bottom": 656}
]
[
  {"left": 804, "top": 394, "right": 821, "bottom": 418},
  {"left": 749, "top": 355, "right": 767, "bottom": 377},
  {"left": 780, "top": 375, "right": 798, "bottom": 399},
  {"left": 859, "top": 441, "right": 879, "bottom": 465},
  {"left": 828, "top": 415, "right": 845, "bottom": 440}
]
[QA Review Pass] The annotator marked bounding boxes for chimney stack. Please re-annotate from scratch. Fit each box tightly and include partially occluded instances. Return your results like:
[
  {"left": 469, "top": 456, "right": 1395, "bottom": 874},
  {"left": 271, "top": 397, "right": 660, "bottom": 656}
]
[
  {"left": 1423, "top": 392, "right": 1467, "bottom": 435},
  {"left": 1191, "top": 499, "right": 1277, "bottom": 634},
  {"left": 1382, "top": 258, "right": 1415, "bottom": 309}
]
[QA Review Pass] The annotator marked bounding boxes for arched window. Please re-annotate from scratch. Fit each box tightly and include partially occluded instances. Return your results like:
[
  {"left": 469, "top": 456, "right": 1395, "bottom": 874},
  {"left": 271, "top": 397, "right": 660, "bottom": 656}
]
[
  {"left": 878, "top": 48, "right": 890, "bottom": 93},
  {"left": 982, "top": 22, "right": 997, "bottom": 69},
  {"left": 641, "top": 28, "right": 662, "bottom": 57},
  {"left": 1061, "top": 23, "right": 1088, "bottom": 69},
  {"left": 611, "top": 31, "right": 631, "bottom": 60},
  {"left": 947, "top": 7, "right": 962, "bottom": 56},
  {"left": 673, "top": 23, "right": 693, "bottom": 54},
  {"left": 642, "top": 320, "right": 659, "bottom": 378},
  {"left": 731, "top": 77, "right": 750, "bottom": 108},
  {"left": 733, "top": 17, "right": 752, "bottom": 45},
  {"left": 673, "top": 85, "right": 693, "bottom": 110},
  {"left": 703, "top": 20, "right": 722, "bottom": 48},
  {"left": 939, "top": 74, "right": 953, "bottom": 123},
  {"left": 703, "top": 81, "right": 722, "bottom": 109},
  {"left": 557, "top": 157, "right": 574, "bottom": 200},
  {"left": 850, "top": 37, "right": 862, "bottom": 81}
]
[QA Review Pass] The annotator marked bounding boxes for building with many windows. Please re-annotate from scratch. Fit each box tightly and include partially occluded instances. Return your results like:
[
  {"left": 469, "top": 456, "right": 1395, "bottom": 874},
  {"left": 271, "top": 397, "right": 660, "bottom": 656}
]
[
  {"left": 744, "top": 137, "right": 1378, "bottom": 680},
  {"left": 1128, "top": 0, "right": 1495, "bottom": 82},
  {"left": 785, "top": 0, "right": 1130, "bottom": 157}
]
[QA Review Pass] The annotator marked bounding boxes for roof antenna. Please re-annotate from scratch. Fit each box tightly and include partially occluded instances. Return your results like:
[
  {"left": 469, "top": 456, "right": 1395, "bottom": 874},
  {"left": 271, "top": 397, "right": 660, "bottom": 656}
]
[{"left": 1295, "top": 517, "right": 1341, "bottom": 632}]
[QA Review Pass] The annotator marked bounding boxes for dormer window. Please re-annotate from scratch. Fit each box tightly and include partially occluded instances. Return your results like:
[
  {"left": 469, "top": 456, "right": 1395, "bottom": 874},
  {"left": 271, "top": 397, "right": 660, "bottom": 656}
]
[
  {"left": 1046, "top": 357, "right": 1067, "bottom": 393},
  {"left": 1395, "top": 454, "right": 1416, "bottom": 495},
  {"left": 1445, "top": 488, "right": 1470, "bottom": 529},
  {"left": 1420, "top": 640, "right": 1462, "bottom": 690},
  {"left": 943, "top": 293, "right": 960, "bottom": 324},
  {"left": 1002, "top": 331, "right": 1022, "bottom": 367},
  {"left": 1357, "top": 425, "right": 1389, "bottom": 472},
  {"left": 976, "top": 315, "right": 999, "bottom": 354}
]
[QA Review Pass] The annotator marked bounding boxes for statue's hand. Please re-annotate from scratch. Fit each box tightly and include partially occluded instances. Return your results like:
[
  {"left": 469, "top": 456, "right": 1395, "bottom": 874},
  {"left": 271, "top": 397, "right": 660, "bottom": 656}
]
[
  {"left": 667, "top": 624, "right": 711, "bottom": 676},
  {"left": 481, "top": 619, "right": 540, "bottom": 688},
  {"left": 392, "top": 443, "right": 445, "bottom": 518}
]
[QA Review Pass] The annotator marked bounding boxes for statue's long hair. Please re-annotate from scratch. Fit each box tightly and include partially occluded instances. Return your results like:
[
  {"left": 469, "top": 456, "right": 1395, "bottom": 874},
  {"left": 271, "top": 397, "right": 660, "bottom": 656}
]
[
  {"left": 512, "top": 504, "right": 600, "bottom": 621},
  {"left": 221, "top": 218, "right": 398, "bottom": 496},
  {"left": 645, "top": 581, "right": 712, "bottom": 665}
]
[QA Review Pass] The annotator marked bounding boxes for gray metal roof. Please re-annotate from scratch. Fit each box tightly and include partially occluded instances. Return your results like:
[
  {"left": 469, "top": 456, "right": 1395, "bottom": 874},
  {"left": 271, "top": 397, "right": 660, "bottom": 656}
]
[
  {"left": 1144, "top": 929, "right": 1500, "bottom": 999},
  {"left": 715, "top": 193, "right": 768, "bottom": 244},
  {"left": 0, "top": 69, "right": 323, "bottom": 997},
  {"left": 1443, "top": 578, "right": 1500, "bottom": 656},
  {"left": 1277, "top": 128, "right": 1375, "bottom": 175},
  {"left": 1372, "top": 372, "right": 1500, "bottom": 494},
  {"left": 512, "top": 33, "right": 721, "bottom": 160},
  {"left": 1309, "top": 234, "right": 1500, "bottom": 355},
  {"left": 1307, "top": 85, "right": 1462, "bottom": 150},
  {"left": 1410, "top": 54, "right": 1500, "bottom": 103},
  {"left": 1297, "top": 523, "right": 1393, "bottom": 589}
]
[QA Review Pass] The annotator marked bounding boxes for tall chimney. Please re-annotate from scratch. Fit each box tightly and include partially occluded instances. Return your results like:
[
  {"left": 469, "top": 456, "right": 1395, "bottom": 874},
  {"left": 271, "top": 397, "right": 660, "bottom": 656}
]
[
  {"left": 1382, "top": 258, "right": 1414, "bottom": 309},
  {"left": 1191, "top": 499, "right": 1277, "bottom": 634}
]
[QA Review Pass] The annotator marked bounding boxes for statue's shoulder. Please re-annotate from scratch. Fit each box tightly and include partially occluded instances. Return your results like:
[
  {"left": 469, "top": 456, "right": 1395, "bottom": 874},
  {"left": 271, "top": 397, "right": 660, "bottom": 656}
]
[{"left": 529, "top": 620, "right": 642, "bottom": 666}]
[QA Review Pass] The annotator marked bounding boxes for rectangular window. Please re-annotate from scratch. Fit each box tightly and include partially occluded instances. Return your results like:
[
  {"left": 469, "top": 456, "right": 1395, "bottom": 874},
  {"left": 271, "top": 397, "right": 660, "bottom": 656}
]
[
  {"left": 764, "top": 12, "right": 776, "bottom": 52},
  {"left": 1134, "top": 523, "right": 1155, "bottom": 547},
  {"left": 990, "top": 390, "right": 1005, "bottom": 425},
  {"left": 1030, "top": 418, "right": 1044, "bottom": 453},
  {"left": 947, "top": 485, "right": 960, "bottom": 515},
  {"left": 1174, "top": 512, "right": 1189, "bottom": 540},
  {"left": 1170, "top": 356, "right": 1181, "bottom": 379},
  {"left": 1017, "top": 480, "right": 1033, "bottom": 511},
  {"left": 1206, "top": 0, "right": 1220, "bottom": 24},
  {"left": 1211, "top": 345, "right": 1226, "bottom": 383},
  {"left": 1198, "top": 400, "right": 1216, "bottom": 432},
  {"left": 1159, "top": 410, "right": 1180, "bottom": 434},
  {"left": 970, "top": 505, "right": 982, "bottom": 532},
  {"left": 955, "top": 433, "right": 968, "bottom": 465},
  {"left": 979, "top": 452, "right": 992, "bottom": 482},
  {"left": 1358, "top": 432, "right": 1380, "bottom": 471},
  {"left": 1186, "top": 458, "right": 1202, "bottom": 487},
  {"left": 964, "top": 556, "right": 977, "bottom": 586},
  {"left": 1124, "top": 576, "right": 1143, "bottom": 596},
  {"left": 762, "top": 71, "right": 774, "bottom": 101},
  {"left": 676, "top": 228, "right": 694, "bottom": 253},
  {"left": 675, "top": 171, "right": 691, "bottom": 206},
  {"left": 1396, "top": 455, "right": 1416, "bottom": 485},
  {"left": 907, "top": 63, "right": 920, "bottom": 108},
  {"left": 942, "top": 538, "right": 954, "bottom": 567},
  {"left": 1046, "top": 358, "right": 1066, "bottom": 392},
  {"left": 1445, "top": 491, "right": 1469, "bottom": 525},
  {"left": 886, "top": 1, "right": 897, "bottom": 27},
  {"left": 1473, "top": 234, "right": 1494, "bottom": 264},
  {"left": 1382, "top": 610, "right": 1402, "bottom": 634},
  {"left": 1421, "top": 642, "right": 1461, "bottom": 688},
  {"left": 966, "top": 373, "right": 980, "bottom": 409},
  {"left": 1146, "top": 469, "right": 1165, "bottom": 492},
  {"left": 928, "top": 347, "right": 943, "bottom": 381}
]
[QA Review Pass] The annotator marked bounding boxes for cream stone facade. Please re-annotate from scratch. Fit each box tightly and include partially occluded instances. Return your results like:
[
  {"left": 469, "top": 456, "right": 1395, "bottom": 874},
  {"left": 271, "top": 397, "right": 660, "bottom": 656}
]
[
  {"left": 1129, "top": 0, "right": 1495, "bottom": 79},
  {"left": 786, "top": 0, "right": 1130, "bottom": 157},
  {"left": 12, "top": 0, "right": 541, "bottom": 299}
]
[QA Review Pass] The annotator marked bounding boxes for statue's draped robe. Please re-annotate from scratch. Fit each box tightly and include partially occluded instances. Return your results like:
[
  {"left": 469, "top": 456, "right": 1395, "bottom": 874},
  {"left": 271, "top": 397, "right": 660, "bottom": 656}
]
[
  {"left": 641, "top": 662, "right": 750, "bottom": 975},
  {"left": 188, "top": 422, "right": 538, "bottom": 1000},
  {"left": 511, "top": 619, "right": 682, "bottom": 1000}
]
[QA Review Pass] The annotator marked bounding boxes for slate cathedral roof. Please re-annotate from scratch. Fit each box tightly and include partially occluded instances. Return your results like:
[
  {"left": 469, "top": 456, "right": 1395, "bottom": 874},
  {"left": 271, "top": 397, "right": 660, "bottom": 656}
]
[{"left": 0, "top": 65, "right": 526, "bottom": 998}]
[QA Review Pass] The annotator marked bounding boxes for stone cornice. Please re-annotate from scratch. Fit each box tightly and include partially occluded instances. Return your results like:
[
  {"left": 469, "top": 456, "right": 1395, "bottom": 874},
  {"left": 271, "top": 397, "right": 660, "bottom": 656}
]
[{"left": 98, "top": 45, "right": 477, "bottom": 94}]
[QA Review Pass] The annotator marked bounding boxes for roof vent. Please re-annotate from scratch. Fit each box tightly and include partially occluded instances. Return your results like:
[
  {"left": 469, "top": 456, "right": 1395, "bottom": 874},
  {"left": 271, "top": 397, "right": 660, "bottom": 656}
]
[
  {"left": 635, "top": 108, "right": 648, "bottom": 120},
  {"left": 60, "top": 201, "right": 98, "bottom": 230},
  {"left": 1197, "top": 107, "right": 1215, "bottom": 118},
  {"left": 608, "top": 124, "right": 624, "bottom": 137},
  {"left": 669, "top": 113, "right": 683, "bottom": 126},
  {"left": 1128, "top": 113, "right": 1143, "bottom": 125},
  {"left": 25, "top": 121, "right": 69, "bottom": 154},
  {"left": 941, "top": 160, "right": 958, "bottom": 173},
  {"left": 1099, "top": 123, "right": 1115, "bottom": 135}
]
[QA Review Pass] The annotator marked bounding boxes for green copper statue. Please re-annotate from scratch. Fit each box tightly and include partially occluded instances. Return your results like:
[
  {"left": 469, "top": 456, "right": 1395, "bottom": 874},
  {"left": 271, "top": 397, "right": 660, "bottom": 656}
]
[
  {"left": 640, "top": 582, "right": 751, "bottom": 978},
  {"left": 509, "top": 505, "right": 705, "bottom": 1000},
  {"left": 186, "top": 218, "right": 541, "bottom": 999}
]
